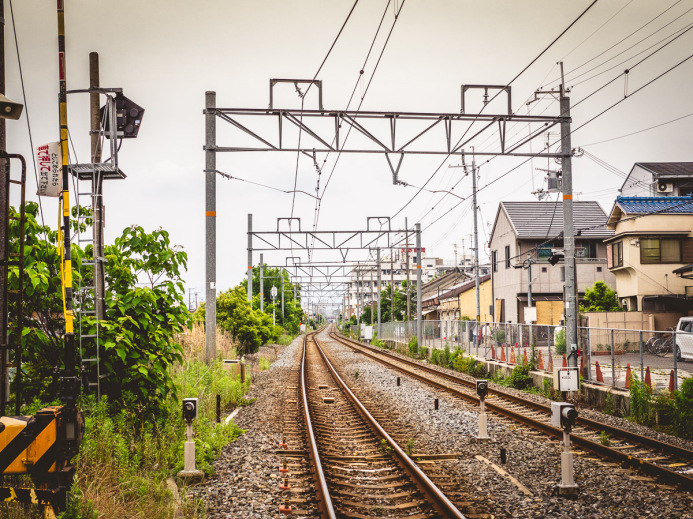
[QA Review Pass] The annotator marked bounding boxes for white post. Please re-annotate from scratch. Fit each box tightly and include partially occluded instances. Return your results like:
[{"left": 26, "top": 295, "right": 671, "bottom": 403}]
[{"left": 477, "top": 398, "right": 489, "bottom": 440}]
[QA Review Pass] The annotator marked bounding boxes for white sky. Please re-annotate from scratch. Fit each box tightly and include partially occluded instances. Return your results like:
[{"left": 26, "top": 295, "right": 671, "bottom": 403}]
[{"left": 5, "top": 0, "right": 693, "bottom": 309}]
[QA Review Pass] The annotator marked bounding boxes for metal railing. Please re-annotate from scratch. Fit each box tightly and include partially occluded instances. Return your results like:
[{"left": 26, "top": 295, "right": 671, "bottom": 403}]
[{"left": 379, "top": 320, "right": 691, "bottom": 392}]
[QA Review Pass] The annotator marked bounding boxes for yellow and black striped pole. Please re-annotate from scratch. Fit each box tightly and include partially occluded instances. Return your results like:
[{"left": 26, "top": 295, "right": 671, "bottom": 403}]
[{"left": 57, "top": 1, "right": 76, "bottom": 393}]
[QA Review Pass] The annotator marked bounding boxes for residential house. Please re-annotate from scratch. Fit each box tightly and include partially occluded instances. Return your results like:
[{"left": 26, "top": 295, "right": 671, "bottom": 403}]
[
  {"left": 489, "top": 201, "right": 615, "bottom": 325},
  {"left": 621, "top": 162, "right": 693, "bottom": 198},
  {"left": 605, "top": 196, "right": 693, "bottom": 312}
]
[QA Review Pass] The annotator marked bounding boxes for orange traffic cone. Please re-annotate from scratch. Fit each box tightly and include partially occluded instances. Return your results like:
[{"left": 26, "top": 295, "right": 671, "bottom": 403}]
[
  {"left": 538, "top": 351, "right": 544, "bottom": 370},
  {"left": 625, "top": 363, "right": 632, "bottom": 389},
  {"left": 669, "top": 370, "right": 676, "bottom": 392},
  {"left": 501, "top": 347, "right": 506, "bottom": 362},
  {"left": 548, "top": 352, "right": 553, "bottom": 373},
  {"left": 562, "top": 354, "right": 567, "bottom": 368},
  {"left": 491, "top": 346, "right": 496, "bottom": 360},
  {"left": 523, "top": 348, "right": 528, "bottom": 364},
  {"left": 510, "top": 348, "right": 516, "bottom": 364},
  {"left": 644, "top": 366, "right": 652, "bottom": 393},
  {"left": 595, "top": 361, "right": 604, "bottom": 383}
]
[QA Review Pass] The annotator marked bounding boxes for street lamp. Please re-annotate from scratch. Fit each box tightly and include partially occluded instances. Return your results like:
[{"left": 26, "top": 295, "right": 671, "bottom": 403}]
[{"left": 271, "top": 286, "right": 278, "bottom": 326}]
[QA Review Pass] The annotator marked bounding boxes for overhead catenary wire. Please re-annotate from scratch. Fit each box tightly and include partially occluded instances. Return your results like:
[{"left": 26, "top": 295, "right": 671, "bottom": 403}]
[{"left": 389, "top": 0, "right": 599, "bottom": 221}]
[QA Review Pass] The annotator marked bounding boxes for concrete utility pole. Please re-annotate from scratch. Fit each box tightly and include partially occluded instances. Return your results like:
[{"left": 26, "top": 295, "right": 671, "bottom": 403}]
[
  {"left": 471, "top": 156, "right": 481, "bottom": 324},
  {"left": 260, "top": 253, "right": 264, "bottom": 312},
  {"left": 247, "top": 214, "right": 252, "bottom": 302},
  {"left": 205, "top": 91, "right": 216, "bottom": 362},
  {"left": 377, "top": 248, "right": 381, "bottom": 339},
  {"left": 281, "top": 268, "right": 285, "bottom": 318},
  {"left": 405, "top": 217, "right": 411, "bottom": 321},
  {"left": 560, "top": 80, "right": 578, "bottom": 369},
  {"left": 356, "top": 268, "right": 361, "bottom": 331},
  {"left": 89, "top": 53, "right": 105, "bottom": 320},
  {"left": 390, "top": 247, "right": 395, "bottom": 323},
  {"left": 416, "top": 223, "right": 422, "bottom": 349}
]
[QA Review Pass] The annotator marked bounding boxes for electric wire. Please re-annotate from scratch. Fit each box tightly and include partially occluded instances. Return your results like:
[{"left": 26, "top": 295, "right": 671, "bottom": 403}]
[
  {"left": 8, "top": 0, "right": 47, "bottom": 233},
  {"left": 580, "top": 111, "right": 693, "bottom": 147},
  {"left": 390, "top": 0, "right": 599, "bottom": 220}
]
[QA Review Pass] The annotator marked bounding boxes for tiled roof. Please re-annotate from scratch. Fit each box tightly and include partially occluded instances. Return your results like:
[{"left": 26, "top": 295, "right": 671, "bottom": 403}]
[
  {"left": 615, "top": 196, "right": 693, "bottom": 214},
  {"left": 500, "top": 201, "right": 613, "bottom": 239},
  {"left": 636, "top": 162, "right": 693, "bottom": 178}
]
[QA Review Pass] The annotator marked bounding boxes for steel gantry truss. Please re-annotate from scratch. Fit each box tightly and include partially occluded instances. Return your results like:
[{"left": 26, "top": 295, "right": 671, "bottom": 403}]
[{"left": 204, "top": 81, "right": 574, "bottom": 361}]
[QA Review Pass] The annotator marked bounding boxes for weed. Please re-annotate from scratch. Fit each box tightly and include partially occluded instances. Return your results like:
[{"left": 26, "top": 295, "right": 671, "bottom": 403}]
[
  {"left": 354, "top": 370, "right": 360, "bottom": 380},
  {"left": 408, "top": 336, "right": 419, "bottom": 357},
  {"left": 379, "top": 439, "right": 392, "bottom": 455},
  {"left": 259, "top": 357, "right": 271, "bottom": 371},
  {"left": 599, "top": 431, "right": 611, "bottom": 446},
  {"left": 405, "top": 438, "right": 416, "bottom": 456},
  {"left": 673, "top": 377, "right": 693, "bottom": 439},
  {"left": 603, "top": 393, "right": 615, "bottom": 416},
  {"left": 629, "top": 375, "right": 652, "bottom": 426},
  {"left": 508, "top": 362, "right": 532, "bottom": 390}
]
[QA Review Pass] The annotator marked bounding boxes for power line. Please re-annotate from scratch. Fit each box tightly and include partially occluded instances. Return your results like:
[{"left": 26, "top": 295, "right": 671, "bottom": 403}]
[
  {"left": 289, "top": 0, "right": 360, "bottom": 220},
  {"left": 390, "top": 0, "right": 599, "bottom": 221},
  {"left": 580, "top": 111, "right": 693, "bottom": 146}
]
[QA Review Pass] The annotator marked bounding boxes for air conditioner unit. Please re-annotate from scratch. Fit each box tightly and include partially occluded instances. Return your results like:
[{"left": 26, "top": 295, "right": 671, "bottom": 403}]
[{"left": 657, "top": 182, "right": 674, "bottom": 194}]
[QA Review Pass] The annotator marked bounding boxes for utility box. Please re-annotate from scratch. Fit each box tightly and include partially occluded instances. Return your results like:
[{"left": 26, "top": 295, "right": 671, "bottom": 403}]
[
  {"left": 363, "top": 326, "right": 373, "bottom": 341},
  {"left": 553, "top": 367, "right": 579, "bottom": 392}
]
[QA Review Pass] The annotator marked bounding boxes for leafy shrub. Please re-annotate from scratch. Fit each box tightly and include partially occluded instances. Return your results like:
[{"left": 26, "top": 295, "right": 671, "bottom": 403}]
[
  {"left": 508, "top": 362, "right": 533, "bottom": 390},
  {"left": 408, "top": 337, "right": 418, "bottom": 357},
  {"left": 603, "top": 393, "right": 615, "bottom": 416},
  {"left": 276, "top": 334, "right": 295, "bottom": 346},
  {"left": 419, "top": 346, "right": 429, "bottom": 359},
  {"left": 554, "top": 329, "right": 566, "bottom": 354},
  {"left": 673, "top": 377, "right": 693, "bottom": 439}
]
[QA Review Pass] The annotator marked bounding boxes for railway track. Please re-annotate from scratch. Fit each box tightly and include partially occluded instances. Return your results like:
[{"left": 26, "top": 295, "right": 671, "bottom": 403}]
[
  {"left": 328, "top": 328, "right": 693, "bottom": 492},
  {"left": 296, "top": 329, "right": 466, "bottom": 519}
]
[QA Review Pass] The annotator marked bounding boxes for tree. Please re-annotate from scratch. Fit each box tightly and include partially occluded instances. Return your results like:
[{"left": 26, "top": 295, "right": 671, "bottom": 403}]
[
  {"left": 240, "top": 264, "right": 303, "bottom": 334},
  {"left": 9, "top": 204, "right": 190, "bottom": 414},
  {"left": 579, "top": 281, "right": 620, "bottom": 312}
]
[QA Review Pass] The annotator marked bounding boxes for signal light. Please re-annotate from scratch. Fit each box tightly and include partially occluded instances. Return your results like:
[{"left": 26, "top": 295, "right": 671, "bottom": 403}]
[{"left": 101, "top": 93, "right": 144, "bottom": 138}]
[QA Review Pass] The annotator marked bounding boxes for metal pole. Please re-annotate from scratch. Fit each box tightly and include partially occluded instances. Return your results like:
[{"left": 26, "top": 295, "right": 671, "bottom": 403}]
[
  {"left": 405, "top": 217, "right": 411, "bottom": 322},
  {"left": 260, "top": 253, "right": 264, "bottom": 312},
  {"left": 356, "top": 268, "right": 361, "bottom": 332},
  {"left": 281, "top": 268, "right": 285, "bottom": 318},
  {"left": 377, "top": 248, "right": 381, "bottom": 340},
  {"left": 205, "top": 91, "right": 216, "bottom": 362},
  {"left": 390, "top": 247, "right": 394, "bottom": 323},
  {"left": 673, "top": 331, "right": 678, "bottom": 391},
  {"left": 611, "top": 329, "right": 616, "bottom": 388},
  {"left": 472, "top": 160, "right": 480, "bottom": 323},
  {"left": 416, "top": 223, "right": 422, "bottom": 350},
  {"left": 639, "top": 330, "right": 644, "bottom": 382},
  {"left": 89, "top": 52, "right": 105, "bottom": 321},
  {"left": 560, "top": 89, "right": 578, "bottom": 369},
  {"left": 247, "top": 214, "right": 252, "bottom": 303},
  {"left": 0, "top": 0, "right": 8, "bottom": 414}
]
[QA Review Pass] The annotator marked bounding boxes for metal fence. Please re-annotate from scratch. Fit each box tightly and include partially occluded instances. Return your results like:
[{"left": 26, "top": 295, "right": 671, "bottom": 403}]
[{"left": 378, "top": 320, "right": 691, "bottom": 393}]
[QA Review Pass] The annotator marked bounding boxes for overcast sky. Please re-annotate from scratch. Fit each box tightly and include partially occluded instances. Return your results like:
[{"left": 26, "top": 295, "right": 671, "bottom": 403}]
[{"left": 6, "top": 0, "right": 693, "bottom": 309}]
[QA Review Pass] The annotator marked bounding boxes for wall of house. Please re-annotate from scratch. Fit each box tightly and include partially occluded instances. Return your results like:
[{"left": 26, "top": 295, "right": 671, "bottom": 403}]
[
  {"left": 458, "top": 279, "right": 492, "bottom": 321},
  {"left": 608, "top": 213, "right": 693, "bottom": 307},
  {"left": 489, "top": 209, "right": 520, "bottom": 322},
  {"left": 621, "top": 165, "right": 655, "bottom": 197}
]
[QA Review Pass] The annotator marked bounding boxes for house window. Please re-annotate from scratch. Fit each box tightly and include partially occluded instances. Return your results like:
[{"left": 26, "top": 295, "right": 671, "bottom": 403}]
[
  {"left": 492, "top": 250, "right": 498, "bottom": 272},
  {"left": 560, "top": 266, "right": 565, "bottom": 282},
  {"left": 597, "top": 266, "right": 602, "bottom": 272},
  {"left": 641, "top": 238, "right": 681, "bottom": 264},
  {"left": 542, "top": 267, "right": 547, "bottom": 273},
  {"left": 505, "top": 245, "right": 510, "bottom": 269},
  {"left": 611, "top": 241, "right": 623, "bottom": 268}
]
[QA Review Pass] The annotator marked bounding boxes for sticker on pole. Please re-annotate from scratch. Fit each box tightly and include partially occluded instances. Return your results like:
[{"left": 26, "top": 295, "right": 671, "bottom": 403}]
[{"left": 35, "top": 142, "right": 62, "bottom": 197}]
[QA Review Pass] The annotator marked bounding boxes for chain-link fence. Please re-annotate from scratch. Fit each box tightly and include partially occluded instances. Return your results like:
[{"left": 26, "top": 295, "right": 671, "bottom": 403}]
[{"left": 378, "top": 320, "right": 692, "bottom": 392}]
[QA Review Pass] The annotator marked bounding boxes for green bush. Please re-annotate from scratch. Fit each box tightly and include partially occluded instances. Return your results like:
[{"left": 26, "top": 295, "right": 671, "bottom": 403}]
[
  {"left": 419, "top": 346, "right": 429, "bottom": 359},
  {"left": 408, "top": 336, "right": 418, "bottom": 357},
  {"left": 508, "top": 362, "right": 533, "bottom": 390},
  {"left": 554, "top": 329, "right": 566, "bottom": 355},
  {"left": 673, "top": 377, "right": 693, "bottom": 439}
]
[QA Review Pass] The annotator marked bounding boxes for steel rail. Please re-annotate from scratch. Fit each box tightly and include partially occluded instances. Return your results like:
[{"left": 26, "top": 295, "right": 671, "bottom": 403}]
[
  {"left": 312, "top": 332, "right": 466, "bottom": 518},
  {"left": 332, "top": 332, "right": 693, "bottom": 459},
  {"left": 301, "top": 332, "right": 336, "bottom": 519},
  {"left": 330, "top": 331, "right": 693, "bottom": 492}
]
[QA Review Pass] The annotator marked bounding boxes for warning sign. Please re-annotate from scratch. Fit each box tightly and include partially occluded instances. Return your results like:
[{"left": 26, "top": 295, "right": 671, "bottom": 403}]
[{"left": 35, "top": 142, "right": 62, "bottom": 197}]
